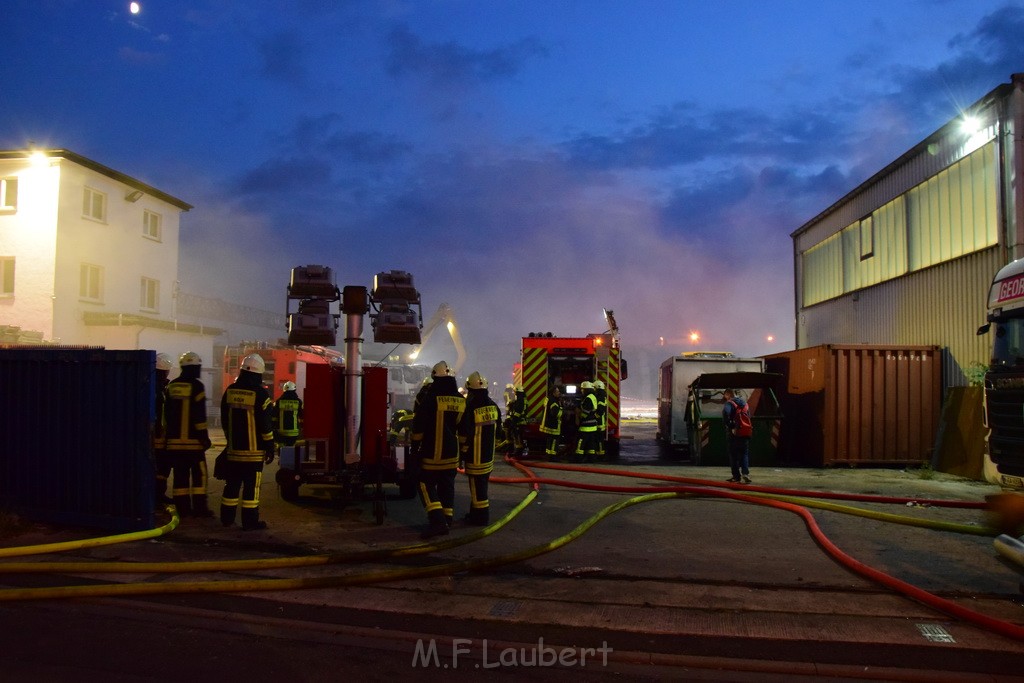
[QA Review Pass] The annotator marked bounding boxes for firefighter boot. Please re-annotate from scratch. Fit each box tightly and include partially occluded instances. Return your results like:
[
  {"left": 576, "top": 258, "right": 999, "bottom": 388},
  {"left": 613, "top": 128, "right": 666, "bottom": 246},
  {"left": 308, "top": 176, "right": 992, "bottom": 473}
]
[
  {"left": 241, "top": 507, "right": 267, "bottom": 531},
  {"left": 220, "top": 503, "right": 236, "bottom": 528},
  {"left": 464, "top": 508, "right": 489, "bottom": 526},
  {"left": 191, "top": 494, "right": 214, "bottom": 518},
  {"left": 421, "top": 510, "right": 449, "bottom": 539}
]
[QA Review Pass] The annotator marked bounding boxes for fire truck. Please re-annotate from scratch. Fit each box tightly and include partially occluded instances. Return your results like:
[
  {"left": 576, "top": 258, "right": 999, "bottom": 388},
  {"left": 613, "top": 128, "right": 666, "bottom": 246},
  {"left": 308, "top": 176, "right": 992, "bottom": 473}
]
[
  {"left": 518, "top": 310, "right": 627, "bottom": 456},
  {"left": 221, "top": 342, "right": 342, "bottom": 396},
  {"left": 978, "top": 256, "right": 1024, "bottom": 489}
]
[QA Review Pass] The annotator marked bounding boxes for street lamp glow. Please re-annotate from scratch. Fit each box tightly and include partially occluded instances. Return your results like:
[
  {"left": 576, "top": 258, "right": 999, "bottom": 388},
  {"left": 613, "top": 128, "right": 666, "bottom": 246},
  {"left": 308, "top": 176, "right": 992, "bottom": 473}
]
[
  {"left": 766, "top": 334, "right": 775, "bottom": 343},
  {"left": 688, "top": 331, "right": 700, "bottom": 344}
]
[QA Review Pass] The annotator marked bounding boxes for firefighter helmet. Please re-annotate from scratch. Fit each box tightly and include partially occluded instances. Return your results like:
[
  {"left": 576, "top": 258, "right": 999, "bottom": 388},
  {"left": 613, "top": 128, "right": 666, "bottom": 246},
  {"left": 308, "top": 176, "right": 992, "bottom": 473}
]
[
  {"left": 431, "top": 361, "right": 451, "bottom": 377},
  {"left": 594, "top": 380, "right": 605, "bottom": 390},
  {"left": 580, "top": 381, "right": 594, "bottom": 391},
  {"left": 241, "top": 353, "right": 265, "bottom": 374},
  {"left": 282, "top": 381, "right": 296, "bottom": 392},
  {"left": 155, "top": 353, "right": 173, "bottom": 372},
  {"left": 421, "top": 377, "right": 433, "bottom": 386},
  {"left": 466, "top": 371, "right": 487, "bottom": 390},
  {"left": 179, "top": 351, "right": 202, "bottom": 367}
]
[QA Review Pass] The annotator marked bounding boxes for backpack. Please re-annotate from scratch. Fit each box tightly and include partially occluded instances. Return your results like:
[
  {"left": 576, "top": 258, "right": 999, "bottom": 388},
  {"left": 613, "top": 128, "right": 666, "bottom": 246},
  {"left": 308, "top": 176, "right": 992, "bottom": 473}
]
[{"left": 729, "top": 400, "right": 753, "bottom": 438}]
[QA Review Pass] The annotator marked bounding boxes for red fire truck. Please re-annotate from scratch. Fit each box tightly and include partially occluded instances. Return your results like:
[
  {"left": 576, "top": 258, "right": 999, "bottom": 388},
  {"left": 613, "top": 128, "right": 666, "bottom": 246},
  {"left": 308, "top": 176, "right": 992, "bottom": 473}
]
[{"left": 519, "top": 312, "right": 627, "bottom": 456}]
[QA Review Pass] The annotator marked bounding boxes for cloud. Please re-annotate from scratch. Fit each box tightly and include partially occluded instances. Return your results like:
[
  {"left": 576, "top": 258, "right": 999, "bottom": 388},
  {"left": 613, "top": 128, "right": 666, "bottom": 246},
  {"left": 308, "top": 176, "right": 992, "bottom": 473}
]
[
  {"left": 234, "top": 156, "right": 333, "bottom": 195},
  {"left": 258, "top": 30, "right": 307, "bottom": 84},
  {"left": 385, "top": 23, "right": 547, "bottom": 87}
]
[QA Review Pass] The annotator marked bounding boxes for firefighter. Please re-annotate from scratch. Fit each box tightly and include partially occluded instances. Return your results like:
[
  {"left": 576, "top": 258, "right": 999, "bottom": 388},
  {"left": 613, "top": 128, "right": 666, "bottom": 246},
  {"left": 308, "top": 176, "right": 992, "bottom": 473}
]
[
  {"left": 220, "top": 353, "right": 275, "bottom": 531},
  {"left": 273, "top": 380, "right": 303, "bottom": 447},
  {"left": 575, "top": 381, "right": 600, "bottom": 462},
  {"left": 505, "top": 387, "right": 526, "bottom": 457},
  {"left": 162, "top": 351, "right": 213, "bottom": 517},
  {"left": 539, "top": 385, "right": 563, "bottom": 458},
  {"left": 593, "top": 379, "right": 608, "bottom": 459},
  {"left": 153, "top": 352, "right": 174, "bottom": 506},
  {"left": 411, "top": 360, "right": 465, "bottom": 538},
  {"left": 458, "top": 371, "right": 502, "bottom": 526}
]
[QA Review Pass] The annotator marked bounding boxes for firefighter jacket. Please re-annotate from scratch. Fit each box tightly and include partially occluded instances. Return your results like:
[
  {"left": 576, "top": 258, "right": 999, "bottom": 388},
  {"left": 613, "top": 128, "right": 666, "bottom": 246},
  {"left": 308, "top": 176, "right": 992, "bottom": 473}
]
[
  {"left": 273, "top": 389, "right": 303, "bottom": 441},
  {"left": 458, "top": 388, "right": 502, "bottom": 476},
  {"left": 222, "top": 370, "right": 274, "bottom": 463},
  {"left": 161, "top": 366, "right": 211, "bottom": 453},
  {"left": 389, "top": 409, "right": 414, "bottom": 443},
  {"left": 539, "top": 395, "right": 563, "bottom": 435},
  {"left": 578, "top": 391, "right": 599, "bottom": 433},
  {"left": 595, "top": 387, "right": 607, "bottom": 431},
  {"left": 411, "top": 375, "right": 465, "bottom": 471}
]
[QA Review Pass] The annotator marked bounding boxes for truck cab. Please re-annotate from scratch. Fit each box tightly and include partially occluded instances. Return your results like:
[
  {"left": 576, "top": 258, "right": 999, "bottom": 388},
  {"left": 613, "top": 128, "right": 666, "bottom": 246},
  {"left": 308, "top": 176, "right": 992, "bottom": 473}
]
[{"left": 979, "top": 257, "right": 1024, "bottom": 488}]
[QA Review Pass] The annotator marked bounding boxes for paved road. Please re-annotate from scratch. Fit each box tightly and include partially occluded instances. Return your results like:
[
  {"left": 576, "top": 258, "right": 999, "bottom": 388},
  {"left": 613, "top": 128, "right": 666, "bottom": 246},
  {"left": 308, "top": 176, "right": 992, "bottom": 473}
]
[{"left": 2, "top": 420, "right": 1023, "bottom": 681}]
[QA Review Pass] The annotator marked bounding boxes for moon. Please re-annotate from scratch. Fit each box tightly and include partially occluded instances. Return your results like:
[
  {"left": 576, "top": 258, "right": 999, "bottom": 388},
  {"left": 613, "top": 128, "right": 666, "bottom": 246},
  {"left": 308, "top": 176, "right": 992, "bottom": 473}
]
[{"left": 129, "top": 2, "right": 141, "bottom": 14}]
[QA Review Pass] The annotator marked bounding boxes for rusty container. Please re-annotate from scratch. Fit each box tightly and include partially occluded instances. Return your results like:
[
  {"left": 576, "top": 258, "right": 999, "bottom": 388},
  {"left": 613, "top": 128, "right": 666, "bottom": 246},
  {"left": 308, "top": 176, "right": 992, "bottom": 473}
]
[{"left": 761, "top": 344, "right": 942, "bottom": 467}]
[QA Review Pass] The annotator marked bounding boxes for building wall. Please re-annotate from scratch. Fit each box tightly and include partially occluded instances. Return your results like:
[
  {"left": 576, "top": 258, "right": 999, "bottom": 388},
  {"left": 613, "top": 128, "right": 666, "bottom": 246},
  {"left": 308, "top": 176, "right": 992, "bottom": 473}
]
[
  {"left": 0, "top": 156, "right": 61, "bottom": 338},
  {"left": 52, "top": 161, "right": 182, "bottom": 345},
  {"left": 792, "top": 77, "right": 1020, "bottom": 388},
  {"left": 797, "top": 247, "right": 1001, "bottom": 385}
]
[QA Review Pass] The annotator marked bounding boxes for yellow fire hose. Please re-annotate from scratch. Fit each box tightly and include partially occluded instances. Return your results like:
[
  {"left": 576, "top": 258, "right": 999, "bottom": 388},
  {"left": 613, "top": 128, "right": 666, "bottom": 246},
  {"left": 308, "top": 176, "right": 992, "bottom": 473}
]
[
  {"left": 0, "top": 492, "right": 675, "bottom": 601},
  {"left": 0, "top": 490, "right": 538, "bottom": 575},
  {"left": 0, "top": 505, "right": 180, "bottom": 559}
]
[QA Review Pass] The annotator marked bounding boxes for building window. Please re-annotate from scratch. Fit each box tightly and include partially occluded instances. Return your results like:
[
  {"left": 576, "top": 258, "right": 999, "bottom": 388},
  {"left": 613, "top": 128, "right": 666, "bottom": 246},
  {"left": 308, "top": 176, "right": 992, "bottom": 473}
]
[
  {"left": 142, "top": 210, "right": 162, "bottom": 241},
  {"left": 83, "top": 187, "right": 106, "bottom": 222},
  {"left": 0, "top": 177, "right": 18, "bottom": 211},
  {"left": 140, "top": 277, "right": 159, "bottom": 312},
  {"left": 859, "top": 216, "right": 874, "bottom": 260},
  {"left": 0, "top": 257, "right": 14, "bottom": 296},
  {"left": 80, "top": 263, "right": 103, "bottom": 302}
]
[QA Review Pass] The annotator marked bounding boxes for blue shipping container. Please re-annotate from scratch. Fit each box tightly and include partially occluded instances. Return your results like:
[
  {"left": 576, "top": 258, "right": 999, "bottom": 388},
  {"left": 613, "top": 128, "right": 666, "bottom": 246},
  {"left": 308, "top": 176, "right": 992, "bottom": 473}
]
[{"left": 0, "top": 348, "right": 156, "bottom": 531}]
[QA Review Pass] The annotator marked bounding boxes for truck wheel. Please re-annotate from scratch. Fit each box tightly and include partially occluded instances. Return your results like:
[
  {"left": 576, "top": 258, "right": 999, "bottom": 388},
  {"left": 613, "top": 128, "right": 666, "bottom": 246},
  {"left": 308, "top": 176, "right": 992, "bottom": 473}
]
[{"left": 279, "top": 481, "right": 300, "bottom": 502}]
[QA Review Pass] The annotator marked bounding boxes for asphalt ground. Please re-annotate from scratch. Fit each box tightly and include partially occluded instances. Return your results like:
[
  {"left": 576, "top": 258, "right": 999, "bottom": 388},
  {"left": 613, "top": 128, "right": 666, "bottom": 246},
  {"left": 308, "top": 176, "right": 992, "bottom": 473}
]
[{"left": 2, "top": 420, "right": 1024, "bottom": 681}]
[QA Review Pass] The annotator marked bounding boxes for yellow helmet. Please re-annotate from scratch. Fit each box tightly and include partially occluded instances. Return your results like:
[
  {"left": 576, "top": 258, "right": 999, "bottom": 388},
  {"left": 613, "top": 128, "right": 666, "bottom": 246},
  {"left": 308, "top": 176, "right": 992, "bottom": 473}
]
[
  {"left": 580, "top": 380, "right": 594, "bottom": 390},
  {"left": 466, "top": 371, "right": 487, "bottom": 390},
  {"left": 431, "top": 361, "right": 451, "bottom": 378}
]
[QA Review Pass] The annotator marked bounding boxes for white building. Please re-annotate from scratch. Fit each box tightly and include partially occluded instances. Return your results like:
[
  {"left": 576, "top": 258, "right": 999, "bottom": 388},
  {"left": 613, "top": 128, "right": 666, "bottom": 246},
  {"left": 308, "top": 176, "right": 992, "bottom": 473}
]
[{"left": 0, "top": 148, "right": 222, "bottom": 364}]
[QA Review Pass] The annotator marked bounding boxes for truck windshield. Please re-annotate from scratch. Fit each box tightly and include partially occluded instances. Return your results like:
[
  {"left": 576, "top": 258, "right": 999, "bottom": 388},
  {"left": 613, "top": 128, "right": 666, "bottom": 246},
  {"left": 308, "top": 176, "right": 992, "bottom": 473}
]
[{"left": 991, "top": 316, "right": 1024, "bottom": 368}]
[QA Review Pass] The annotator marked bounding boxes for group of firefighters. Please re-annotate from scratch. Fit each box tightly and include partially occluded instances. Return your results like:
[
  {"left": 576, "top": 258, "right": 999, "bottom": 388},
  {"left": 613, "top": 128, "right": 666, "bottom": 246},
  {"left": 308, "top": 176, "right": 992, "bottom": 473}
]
[
  {"left": 154, "top": 349, "right": 607, "bottom": 538},
  {"left": 389, "top": 364, "right": 609, "bottom": 537},
  {"left": 152, "top": 350, "right": 302, "bottom": 531}
]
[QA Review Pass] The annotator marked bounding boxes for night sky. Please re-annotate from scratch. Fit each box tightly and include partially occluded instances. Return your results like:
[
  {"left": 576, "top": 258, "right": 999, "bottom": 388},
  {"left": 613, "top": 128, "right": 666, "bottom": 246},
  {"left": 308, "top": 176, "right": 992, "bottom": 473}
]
[{"left": 3, "top": 1, "right": 1024, "bottom": 390}]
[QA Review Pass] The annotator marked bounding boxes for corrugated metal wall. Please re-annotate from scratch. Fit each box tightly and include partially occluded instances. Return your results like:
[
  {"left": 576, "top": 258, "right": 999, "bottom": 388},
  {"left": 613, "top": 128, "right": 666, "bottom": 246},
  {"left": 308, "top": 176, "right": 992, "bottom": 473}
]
[
  {"left": 797, "top": 247, "right": 1000, "bottom": 387},
  {"left": 0, "top": 348, "right": 155, "bottom": 531}
]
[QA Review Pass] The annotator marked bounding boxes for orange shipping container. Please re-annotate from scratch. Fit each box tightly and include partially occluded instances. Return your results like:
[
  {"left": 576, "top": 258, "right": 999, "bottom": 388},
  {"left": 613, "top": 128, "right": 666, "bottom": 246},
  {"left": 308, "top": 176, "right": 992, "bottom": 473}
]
[{"left": 762, "top": 344, "right": 942, "bottom": 467}]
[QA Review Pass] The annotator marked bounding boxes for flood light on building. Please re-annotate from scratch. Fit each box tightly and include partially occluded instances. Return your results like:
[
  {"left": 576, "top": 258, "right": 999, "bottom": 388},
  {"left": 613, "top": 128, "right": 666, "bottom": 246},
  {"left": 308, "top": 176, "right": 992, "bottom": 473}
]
[{"left": 961, "top": 115, "right": 981, "bottom": 135}]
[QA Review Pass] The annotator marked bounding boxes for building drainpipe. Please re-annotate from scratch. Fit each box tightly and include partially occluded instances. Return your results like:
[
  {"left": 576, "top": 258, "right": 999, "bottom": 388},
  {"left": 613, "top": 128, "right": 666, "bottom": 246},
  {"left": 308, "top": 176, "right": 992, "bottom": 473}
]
[{"left": 1010, "top": 73, "right": 1024, "bottom": 262}]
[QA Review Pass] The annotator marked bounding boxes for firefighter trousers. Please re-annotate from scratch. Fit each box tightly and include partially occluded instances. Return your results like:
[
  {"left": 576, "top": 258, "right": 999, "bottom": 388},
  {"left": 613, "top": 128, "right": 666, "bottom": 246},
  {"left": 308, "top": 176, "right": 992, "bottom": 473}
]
[
  {"left": 465, "top": 472, "right": 490, "bottom": 524},
  {"left": 418, "top": 467, "right": 456, "bottom": 529},
  {"left": 169, "top": 450, "right": 211, "bottom": 516},
  {"left": 220, "top": 460, "right": 265, "bottom": 529}
]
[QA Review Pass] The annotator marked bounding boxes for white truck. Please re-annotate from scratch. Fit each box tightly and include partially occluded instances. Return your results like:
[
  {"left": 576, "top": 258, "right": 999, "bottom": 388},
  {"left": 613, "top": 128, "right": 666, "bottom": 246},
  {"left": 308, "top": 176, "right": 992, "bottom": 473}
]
[{"left": 656, "top": 352, "right": 764, "bottom": 454}]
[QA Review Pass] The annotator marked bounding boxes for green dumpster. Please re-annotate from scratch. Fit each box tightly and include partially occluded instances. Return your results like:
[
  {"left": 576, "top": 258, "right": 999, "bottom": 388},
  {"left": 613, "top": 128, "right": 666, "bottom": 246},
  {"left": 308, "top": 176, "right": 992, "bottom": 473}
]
[{"left": 685, "top": 371, "right": 784, "bottom": 467}]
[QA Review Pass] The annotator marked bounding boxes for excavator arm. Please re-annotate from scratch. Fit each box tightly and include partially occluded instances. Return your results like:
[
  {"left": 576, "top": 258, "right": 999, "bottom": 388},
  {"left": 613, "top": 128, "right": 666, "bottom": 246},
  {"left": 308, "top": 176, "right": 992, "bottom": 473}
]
[{"left": 409, "top": 303, "right": 468, "bottom": 375}]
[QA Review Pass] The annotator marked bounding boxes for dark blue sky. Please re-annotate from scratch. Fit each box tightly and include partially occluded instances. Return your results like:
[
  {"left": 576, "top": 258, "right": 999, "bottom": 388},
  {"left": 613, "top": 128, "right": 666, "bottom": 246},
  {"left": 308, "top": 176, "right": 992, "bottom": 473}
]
[{"left": 3, "top": 0, "right": 1024, "bottom": 386}]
